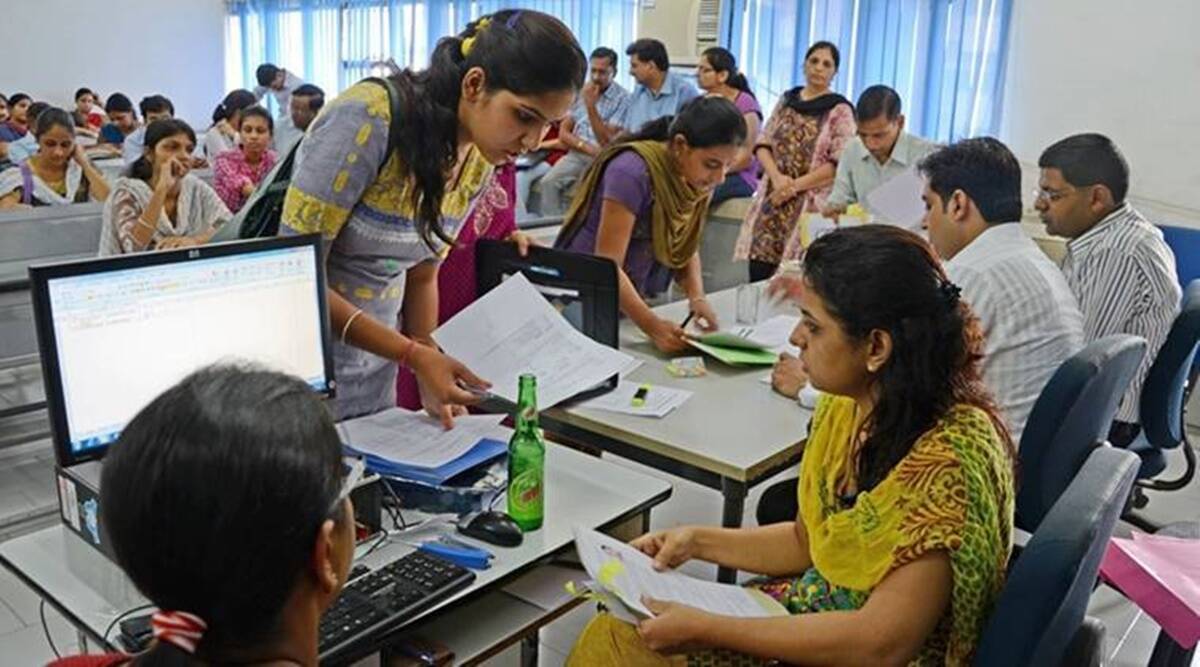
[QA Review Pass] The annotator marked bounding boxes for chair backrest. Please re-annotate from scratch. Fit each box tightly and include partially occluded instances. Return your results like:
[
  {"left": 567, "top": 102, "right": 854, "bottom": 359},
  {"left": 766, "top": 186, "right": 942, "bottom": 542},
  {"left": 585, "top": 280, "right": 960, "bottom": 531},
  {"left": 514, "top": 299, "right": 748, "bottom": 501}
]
[
  {"left": 1139, "top": 279, "right": 1200, "bottom": 449},
  {"left": 1017, "top": 334, "right": 1145, "bottom": 531},
  {"left": 974, "top": 446, "right": 1139, "bottom": 667}
]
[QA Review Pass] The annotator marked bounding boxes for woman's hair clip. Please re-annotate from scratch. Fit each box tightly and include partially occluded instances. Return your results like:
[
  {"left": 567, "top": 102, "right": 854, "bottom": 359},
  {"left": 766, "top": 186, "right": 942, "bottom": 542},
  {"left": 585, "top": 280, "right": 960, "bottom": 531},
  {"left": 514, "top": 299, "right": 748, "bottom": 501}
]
[
  {"left": 460, "top": 16, "right": 492, "bottom": 57},
  {"left": 938, "top": 280, "right": 962, "bottom": 308}
]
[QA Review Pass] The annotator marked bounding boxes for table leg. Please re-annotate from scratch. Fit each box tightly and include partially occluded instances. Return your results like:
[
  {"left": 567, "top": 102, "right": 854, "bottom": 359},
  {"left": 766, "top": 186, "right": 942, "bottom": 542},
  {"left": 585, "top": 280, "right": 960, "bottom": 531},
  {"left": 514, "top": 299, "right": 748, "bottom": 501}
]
[
  {"left": 1148, "top": 629, "right": 1195, "bottom": 667},
  {"left": 717, "top": 478, "right": 748, "bottom": 583},
  {"left": 519, "top": 633, "right": 539, "bottom": 667}
]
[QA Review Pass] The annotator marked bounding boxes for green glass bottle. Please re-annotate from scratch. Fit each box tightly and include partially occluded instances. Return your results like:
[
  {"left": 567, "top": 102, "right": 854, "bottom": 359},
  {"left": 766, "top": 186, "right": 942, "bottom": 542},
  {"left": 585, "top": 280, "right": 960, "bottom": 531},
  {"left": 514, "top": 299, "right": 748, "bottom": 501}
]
[{"left": 507, "top": 373, "right": 545, "bottom": 531}]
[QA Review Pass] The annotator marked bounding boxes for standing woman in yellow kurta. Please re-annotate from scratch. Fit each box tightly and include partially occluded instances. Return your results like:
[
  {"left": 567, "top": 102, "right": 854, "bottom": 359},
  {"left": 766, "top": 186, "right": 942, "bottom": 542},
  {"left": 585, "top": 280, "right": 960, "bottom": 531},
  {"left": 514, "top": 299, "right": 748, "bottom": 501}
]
[{"left": 280, "top": 10, "right": 586, "bottom": 424}]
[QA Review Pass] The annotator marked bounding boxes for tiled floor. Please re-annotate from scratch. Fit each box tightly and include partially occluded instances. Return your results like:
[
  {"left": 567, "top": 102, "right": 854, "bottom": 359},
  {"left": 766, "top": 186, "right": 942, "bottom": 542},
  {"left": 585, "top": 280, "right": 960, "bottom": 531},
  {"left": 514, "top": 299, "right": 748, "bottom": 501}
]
[{"left": 1, "top": 435, "right": 1197, "bottom": 665}]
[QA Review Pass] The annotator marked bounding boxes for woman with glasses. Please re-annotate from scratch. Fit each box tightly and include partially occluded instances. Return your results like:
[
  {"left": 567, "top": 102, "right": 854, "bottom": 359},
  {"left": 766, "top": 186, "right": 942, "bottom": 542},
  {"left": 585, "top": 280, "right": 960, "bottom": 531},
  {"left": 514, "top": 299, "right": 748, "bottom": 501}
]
[{"left": 50, "top": 365, "right": 357, "bottom": 666}]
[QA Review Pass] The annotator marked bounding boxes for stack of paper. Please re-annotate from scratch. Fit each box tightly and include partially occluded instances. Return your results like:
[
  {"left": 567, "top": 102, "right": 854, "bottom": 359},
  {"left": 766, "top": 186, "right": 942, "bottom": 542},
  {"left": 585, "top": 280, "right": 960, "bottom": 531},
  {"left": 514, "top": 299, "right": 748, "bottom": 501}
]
[
  {"left": 578, "top": 383, "right": 692, "bottom": 418},
  {"left": 339, "top": 408, "right": 508, "bottom": 486},
  {"left": 865, "top": 168, "right": 927, "bottom": 231},
  {"left": 435, "top": 273, "right": 638, "bottom": 409},
  {"left": 687, "top": 315, "right": 799, "bottom": 366},
  {"left": 571, "top": 526, "right": 787, "bottom": 623}
]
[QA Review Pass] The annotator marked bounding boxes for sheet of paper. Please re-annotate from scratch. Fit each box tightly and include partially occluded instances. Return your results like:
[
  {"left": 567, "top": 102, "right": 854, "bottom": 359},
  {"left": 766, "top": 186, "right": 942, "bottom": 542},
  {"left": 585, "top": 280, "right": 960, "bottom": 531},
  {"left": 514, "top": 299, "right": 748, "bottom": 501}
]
[
  {"left": 338, "top": 408, "right": 505, "bottom": 469},
  {"left": 747, "top": 315, "right": 800, "bottom": 354},
  {"left": 577, "top": 383, "right": 693, "bottom": 418},
  {"left": 799, "top": 213, "right": 839, "bottom": 247},
  {"left": 572, "top": 526, "right": 786, "bottom": 619},
  {"left": 434, "top": 273, "right": 636, "bottom": 409},
  {"left": 866, "top": 168, "right": 927, "bottom": 231}
]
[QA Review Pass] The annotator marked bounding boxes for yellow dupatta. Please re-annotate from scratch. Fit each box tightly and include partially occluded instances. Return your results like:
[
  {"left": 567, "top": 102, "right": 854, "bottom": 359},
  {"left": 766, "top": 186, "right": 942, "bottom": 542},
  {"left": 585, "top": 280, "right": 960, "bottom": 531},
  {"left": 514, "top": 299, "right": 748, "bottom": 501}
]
[{"left": 555, "top": 140, "right": 710, "bottom": 269}]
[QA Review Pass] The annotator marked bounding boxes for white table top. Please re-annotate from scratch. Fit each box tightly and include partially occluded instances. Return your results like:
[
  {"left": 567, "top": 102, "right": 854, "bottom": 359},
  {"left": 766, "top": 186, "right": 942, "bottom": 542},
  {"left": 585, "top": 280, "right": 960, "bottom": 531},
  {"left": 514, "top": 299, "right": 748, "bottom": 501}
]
[
  {"left": 549, "top": 288, "right": 811, "bottom": 482},
  {"left": 0, "top": 441, "right": 671, "bottom": 653}
]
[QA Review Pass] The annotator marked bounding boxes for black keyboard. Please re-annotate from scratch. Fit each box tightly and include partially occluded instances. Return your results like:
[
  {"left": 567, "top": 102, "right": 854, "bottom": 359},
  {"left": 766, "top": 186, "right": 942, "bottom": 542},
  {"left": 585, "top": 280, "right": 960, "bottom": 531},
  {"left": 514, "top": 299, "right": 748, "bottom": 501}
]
[{"left": 318, "top": 549, "right": 475, "bottom": 663}]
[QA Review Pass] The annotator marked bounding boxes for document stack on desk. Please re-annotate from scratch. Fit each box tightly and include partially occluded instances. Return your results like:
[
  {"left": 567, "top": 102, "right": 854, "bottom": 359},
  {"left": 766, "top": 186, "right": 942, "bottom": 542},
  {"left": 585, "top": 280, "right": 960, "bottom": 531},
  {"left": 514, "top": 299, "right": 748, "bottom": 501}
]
[
  {"left": 435, "top": 273, "right": 638, "bottom": 408},
  {"left": 578, "top": 382, "right": 692, "bottom": 418},
  {"left": 686, "top": 315, "right": 800, "bottom": 366},
  {"left": 339, "top": 409, "right": 508, "bottom": 486},
  {"left": 571, "top": 527, "right": 786, "bottom": 623}
]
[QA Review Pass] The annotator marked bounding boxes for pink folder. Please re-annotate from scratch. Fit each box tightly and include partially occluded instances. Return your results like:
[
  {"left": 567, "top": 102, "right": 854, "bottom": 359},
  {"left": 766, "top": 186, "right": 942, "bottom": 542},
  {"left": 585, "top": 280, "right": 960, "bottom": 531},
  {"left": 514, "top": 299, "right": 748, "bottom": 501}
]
[{"left": 1100, "top": 532, "right": 1200, "bottom": 648}]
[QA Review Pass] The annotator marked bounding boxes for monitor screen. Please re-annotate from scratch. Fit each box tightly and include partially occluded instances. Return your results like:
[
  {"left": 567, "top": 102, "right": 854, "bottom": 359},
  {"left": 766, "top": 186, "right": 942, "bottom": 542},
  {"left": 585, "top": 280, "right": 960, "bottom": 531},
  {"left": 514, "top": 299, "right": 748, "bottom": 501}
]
[{"left": 30, "top": 235, "right": 335, "bottom": 466}]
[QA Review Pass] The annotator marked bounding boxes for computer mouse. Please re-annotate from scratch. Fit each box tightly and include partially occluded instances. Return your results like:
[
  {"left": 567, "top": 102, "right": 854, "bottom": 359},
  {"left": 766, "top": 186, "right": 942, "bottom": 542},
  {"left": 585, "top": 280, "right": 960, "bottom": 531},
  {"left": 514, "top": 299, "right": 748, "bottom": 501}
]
[{"left": 457, "top": 510, "right": 524, "bottom": 547}]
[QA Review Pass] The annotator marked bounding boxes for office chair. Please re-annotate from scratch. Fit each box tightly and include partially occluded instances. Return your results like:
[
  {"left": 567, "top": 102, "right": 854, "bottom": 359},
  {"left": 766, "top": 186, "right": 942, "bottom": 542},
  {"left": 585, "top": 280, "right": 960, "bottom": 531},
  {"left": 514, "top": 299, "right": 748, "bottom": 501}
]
[
  {"left": 1016, "top": 335, "right": 1146, "bottom": 532},
  {"left": 1124, "top": 279, "right": 1200, "bottom": 530},
  {"left": 974, "top": 446, "right": 1140, "bottom": 667}
]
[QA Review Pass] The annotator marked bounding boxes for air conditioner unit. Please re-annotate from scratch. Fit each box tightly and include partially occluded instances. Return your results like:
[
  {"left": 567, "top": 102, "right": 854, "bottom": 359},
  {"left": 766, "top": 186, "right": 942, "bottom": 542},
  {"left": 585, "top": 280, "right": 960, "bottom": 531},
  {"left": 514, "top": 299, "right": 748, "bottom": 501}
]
[
  {"left": 691, "top": 0, "right": 722, "bottom": 55},
  {"left": 640, "top": 0, "right": 724, "bottom": 68}
]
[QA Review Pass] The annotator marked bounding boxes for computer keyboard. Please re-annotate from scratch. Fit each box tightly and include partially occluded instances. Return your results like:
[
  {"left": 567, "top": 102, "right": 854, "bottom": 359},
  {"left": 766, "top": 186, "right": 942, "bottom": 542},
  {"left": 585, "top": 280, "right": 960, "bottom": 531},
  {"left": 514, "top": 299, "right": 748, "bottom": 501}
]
[{"left": 318, "top": 549, "right": 476, "bottom": 662}]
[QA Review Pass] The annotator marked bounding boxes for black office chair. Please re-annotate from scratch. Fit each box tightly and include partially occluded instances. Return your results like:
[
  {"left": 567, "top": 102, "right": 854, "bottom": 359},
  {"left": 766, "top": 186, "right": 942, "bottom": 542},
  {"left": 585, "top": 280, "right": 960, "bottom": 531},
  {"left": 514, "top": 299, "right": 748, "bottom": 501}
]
[
  {"left": 1016, "top": 334, "right": 1146, "bottom": 533},
  {"left": 1123, "top": 279, "right": 1200, "bottom": 528},
  {"left": 974, "top": 446, "right": 1140, "bottom": 667}
]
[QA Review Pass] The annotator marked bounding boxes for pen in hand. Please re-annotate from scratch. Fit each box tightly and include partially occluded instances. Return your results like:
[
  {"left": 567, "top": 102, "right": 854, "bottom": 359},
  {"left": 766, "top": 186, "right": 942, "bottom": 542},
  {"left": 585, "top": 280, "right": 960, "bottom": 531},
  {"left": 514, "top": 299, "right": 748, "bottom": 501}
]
[{"left": 680, "top": 311, "right": 695, "bottom": 330}]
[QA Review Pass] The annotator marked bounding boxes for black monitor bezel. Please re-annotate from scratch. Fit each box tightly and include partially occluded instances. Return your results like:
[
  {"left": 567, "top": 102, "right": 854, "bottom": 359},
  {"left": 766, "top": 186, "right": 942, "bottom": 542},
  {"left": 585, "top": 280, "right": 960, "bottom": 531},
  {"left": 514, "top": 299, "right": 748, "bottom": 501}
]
[{"left": 29, "top": 234, "right": 337, "bottom": 468}]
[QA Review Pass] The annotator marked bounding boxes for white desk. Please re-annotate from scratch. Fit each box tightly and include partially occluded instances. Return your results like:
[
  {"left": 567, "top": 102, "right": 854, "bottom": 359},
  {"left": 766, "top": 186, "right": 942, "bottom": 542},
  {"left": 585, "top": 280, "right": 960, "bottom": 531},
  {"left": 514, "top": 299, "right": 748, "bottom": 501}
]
[
  {"left": 542, "top": 287, "right": 811, "bottom": 582},
  {"left": 0, "top": 442, "right": 670, "bottom": 664}
]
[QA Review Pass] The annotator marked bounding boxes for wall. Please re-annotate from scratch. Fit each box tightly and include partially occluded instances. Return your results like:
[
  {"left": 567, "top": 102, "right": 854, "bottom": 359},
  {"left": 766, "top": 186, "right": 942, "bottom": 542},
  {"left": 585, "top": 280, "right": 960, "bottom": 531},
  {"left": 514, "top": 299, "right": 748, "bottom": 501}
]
[
  {"left": 1000, "top": 0, "right": 1200, "bottom": 227},
  {"left": 0, "top": 0, "right": 226, "bottom": 130},
  {"left": 638, "top": 0, "right": 702, "bottom": 65}
]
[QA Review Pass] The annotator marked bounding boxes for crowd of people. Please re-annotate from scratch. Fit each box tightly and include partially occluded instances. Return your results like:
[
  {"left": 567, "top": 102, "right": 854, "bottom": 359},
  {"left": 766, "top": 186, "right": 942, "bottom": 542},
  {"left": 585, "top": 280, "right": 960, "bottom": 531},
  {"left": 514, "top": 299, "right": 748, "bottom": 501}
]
[{"left": 14, "top": 8, "right": 1180, "bottom": 667}]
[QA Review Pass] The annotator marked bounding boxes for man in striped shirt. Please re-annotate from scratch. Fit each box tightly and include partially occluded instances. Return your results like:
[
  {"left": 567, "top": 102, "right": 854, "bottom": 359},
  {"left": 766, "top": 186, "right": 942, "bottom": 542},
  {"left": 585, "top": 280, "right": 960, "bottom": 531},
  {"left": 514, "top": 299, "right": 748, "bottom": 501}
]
[
  {"left": 921, "top": 137, "right": 1085, "bottom": 446},
  {"left": 1037, "top": 133, "right": 1181, "bottom": 446}
]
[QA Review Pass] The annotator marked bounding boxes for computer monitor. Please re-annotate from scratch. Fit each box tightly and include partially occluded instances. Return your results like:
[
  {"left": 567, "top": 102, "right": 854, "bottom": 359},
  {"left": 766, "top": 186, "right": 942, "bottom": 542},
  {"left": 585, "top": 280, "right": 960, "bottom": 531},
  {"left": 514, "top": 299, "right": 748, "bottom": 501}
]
[
  {"left": 475, "top": 240, "right": 619, "bottom": 400},
  {"left": 29, "top": 235, "right": 336, "bottom": 467}
]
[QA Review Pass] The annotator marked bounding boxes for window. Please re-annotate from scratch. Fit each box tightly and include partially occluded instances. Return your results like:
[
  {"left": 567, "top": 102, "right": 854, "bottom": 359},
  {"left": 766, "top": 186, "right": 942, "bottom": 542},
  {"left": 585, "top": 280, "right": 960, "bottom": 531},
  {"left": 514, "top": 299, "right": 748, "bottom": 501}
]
[
  {"left": 725, "top": 0, "right": 1013, "bottom": 142},
  {"left": 226, "top": 0, "right": 639, "bottom": 106}
]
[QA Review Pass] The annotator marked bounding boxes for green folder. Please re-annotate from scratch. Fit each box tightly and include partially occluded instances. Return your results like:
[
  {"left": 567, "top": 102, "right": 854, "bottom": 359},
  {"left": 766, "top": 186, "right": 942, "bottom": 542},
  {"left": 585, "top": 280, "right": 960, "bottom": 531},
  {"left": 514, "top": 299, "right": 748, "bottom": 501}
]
[{"left": 686, "top": 339, "right": 779, "bottom": 366}]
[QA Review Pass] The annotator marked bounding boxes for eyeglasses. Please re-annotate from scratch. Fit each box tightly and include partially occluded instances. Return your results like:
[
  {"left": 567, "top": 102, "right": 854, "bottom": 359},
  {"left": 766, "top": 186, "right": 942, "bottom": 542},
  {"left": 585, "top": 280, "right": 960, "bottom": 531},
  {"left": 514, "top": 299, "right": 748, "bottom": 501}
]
[
  {"left": 328, "top": 457, "right": 366, "bottom": 516},
  {"left": 1031, "top": 186, "right": 1075, "bottom": 203}
]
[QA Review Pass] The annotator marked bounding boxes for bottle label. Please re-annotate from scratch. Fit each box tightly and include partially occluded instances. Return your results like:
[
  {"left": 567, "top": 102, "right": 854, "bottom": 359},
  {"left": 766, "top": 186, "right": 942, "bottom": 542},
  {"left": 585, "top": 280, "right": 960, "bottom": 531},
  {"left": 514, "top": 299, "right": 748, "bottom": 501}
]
[{"left": 508, "top": 468, "right": 543, "bottom": 516}]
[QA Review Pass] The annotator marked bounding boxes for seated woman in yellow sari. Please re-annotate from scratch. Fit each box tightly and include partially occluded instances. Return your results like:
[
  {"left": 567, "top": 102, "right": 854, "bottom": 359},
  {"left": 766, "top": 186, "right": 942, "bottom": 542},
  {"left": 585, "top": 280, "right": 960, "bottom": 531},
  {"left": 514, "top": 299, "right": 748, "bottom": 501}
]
[{"left": 568, "top": 224, "right": 1016, "bottom": 666}]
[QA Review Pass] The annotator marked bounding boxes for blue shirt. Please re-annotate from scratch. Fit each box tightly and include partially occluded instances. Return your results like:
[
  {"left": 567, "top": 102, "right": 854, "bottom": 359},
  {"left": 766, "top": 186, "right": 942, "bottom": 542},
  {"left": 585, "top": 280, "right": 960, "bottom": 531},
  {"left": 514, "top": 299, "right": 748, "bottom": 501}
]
[
  {"left": 619, "top": 71, "right": 699, "bottom": 133},
  {"left": 8, "top": 134, "right": 37, "bottom": 163},
  {"left": 99, "top": 123, "right": 127, "bottom": 145},
  {"left": 572, "top": 82, "right": 630, "bottom": 145}
]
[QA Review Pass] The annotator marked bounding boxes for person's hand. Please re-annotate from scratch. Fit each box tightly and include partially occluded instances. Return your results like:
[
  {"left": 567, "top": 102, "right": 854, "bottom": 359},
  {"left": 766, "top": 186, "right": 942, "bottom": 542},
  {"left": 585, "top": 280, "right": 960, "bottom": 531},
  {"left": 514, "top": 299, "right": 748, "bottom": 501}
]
[
  {"left": 644, "top": 317, "right": 689, "bottom": 354},
  {"left": 216, "top": 119, "right": 237, "bottom": 139},
  {"left": 637, "top": 597, "right": 712, "bottom": 653},
  {"left": 771, "top": 353, "right": 808, "bottom": 399},
  {"left": 507, "top": 231, "right": 536, "bottom": 257},
  {"left": 631, "top": 526, "right": 699, "bottom": 571},
  {"left": 241, "top": 180, "right": 256, "bottom": 197},
  {"left": 687, "top": 297, "right": 719, "bottom": 333},
  {"left": 764, "top": 271, "right": 805, "bottom": 304},
  {"left": 409, "top": 344, "right": 491, "bottom": 429},
  {"left": 155, "top": 156, "right": 186, "bottom": 193},
  {"left": 190, "top": 156, "right": 208, "bottom": 169},
  {"left": 157, "top": 236, "right": 202, "bottom": 250},
  {"left": 582, "top": 81, "right": 601, "bottom": 108},
  {"left": 72, "top": 143, "right": 89, "bottom": 166},
  {"left": 821, "top": 202, "right": 847, "bottom": 219}
]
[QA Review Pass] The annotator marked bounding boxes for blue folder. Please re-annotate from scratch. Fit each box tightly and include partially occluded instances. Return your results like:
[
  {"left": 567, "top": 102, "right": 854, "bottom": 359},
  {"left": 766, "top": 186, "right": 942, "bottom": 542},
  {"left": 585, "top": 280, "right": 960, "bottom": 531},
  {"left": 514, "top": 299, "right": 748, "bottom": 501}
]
[{"left": 343, "top": 438, "right": 508, "bottom": 486}]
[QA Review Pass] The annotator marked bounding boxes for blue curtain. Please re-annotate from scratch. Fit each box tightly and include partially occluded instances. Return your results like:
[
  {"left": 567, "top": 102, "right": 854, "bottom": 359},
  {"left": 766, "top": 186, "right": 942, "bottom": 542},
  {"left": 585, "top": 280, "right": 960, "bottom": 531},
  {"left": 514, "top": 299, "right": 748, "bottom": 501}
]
[
  {"left": 226, "top": 0, "right": 640, "bottom": 103},
  {"left": 726, "top": 0, "right": 1013, "bottom": 142}
]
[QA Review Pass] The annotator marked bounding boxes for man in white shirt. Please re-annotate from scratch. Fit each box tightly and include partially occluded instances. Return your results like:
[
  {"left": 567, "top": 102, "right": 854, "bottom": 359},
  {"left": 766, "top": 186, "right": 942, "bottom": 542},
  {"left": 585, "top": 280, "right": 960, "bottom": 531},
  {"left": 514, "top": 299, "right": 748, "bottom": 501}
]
[
  {"left": 1036, "top": 133, "right": 1181, "bottom": 446},
  {"left": 122, "top": 95, "right": 177, "bottom": 166},
  {"left": 921, "top": 137, "right": 1084, "bottom": 446},
  {"left": 823, "top": 85, "right": 939, "bottom": 229},
  {"left": 253, "top": 64, "right": 305, "bottom": 120}
]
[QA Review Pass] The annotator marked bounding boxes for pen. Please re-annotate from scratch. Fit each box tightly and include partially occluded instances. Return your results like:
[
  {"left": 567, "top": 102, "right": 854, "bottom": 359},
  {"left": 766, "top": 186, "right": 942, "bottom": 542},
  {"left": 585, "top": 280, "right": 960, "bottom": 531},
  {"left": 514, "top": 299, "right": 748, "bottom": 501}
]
[
  {"left": 680, "top": 311, "right": 695, "bottom": 329},
  {"left": 631, "top": 384, "right": 650, "bottom": 407}
]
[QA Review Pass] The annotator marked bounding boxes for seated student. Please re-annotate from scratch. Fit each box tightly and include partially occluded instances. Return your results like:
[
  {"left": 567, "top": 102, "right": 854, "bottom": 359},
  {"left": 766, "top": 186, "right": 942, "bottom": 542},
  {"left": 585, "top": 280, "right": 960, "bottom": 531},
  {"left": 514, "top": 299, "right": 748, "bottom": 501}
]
[
  {"left": 568, "top": 225, "right": 1015, "bottom": 666},
  {"left": 274, "top": 83, "right": 325, "bottom": 151},
  {"left": 100, "top": 119, "right": 231, "bottom": 255},
  {"left": 555, "top": 96, "right": 746, "bottom": 352},
  {"left": 212, "top": 105, "right": 277, "bottom": 212},
  {"left": 920, "top": 137, "right": 1084, "bottom": 446},
  {"left": 254, "top": 63, "right": 305, "bottom": 117},
  {"left": 397, "top": 162, "right": 534, "bottom": 408},
  {"left": 822, "top": 85, "right": 940, "bottom": 228},
  {"left": 49, "top": 365, "right": 355, "bottom": 667},
  {"left": 0, "top": 107, "right": 111, "bottom": 208},
  {"left": 1037, "top": 133, "right": 1181, "bottom": 446},
  {"left": 0, "top": 94, "right": 9, "bottom": 168},
  {"left": 71, "top": 87, "right": 104, "bottom": 132},
  {"left": 1, "top": 101, "right": 47, "bottom": 166},
  {"left": 590, "top": 39, "right": 698, "bottom": 148},
  {"left": 534, "top": 46, "right": 630, "bottom": 215},
  {"left": 206, "top": 89, "right": 258, "bottom": 158},
  {"left": 121, "top": 95, "right": 176, "bottom": 166},
  {"left": 696, "top": 46, "right": 762, "bottom": 206},
  {"left": 97, "top": 93, "right": 138, "bottom": 146},
  {"left": 0, "top": 93, "right": 33, "bottom": 140}
]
